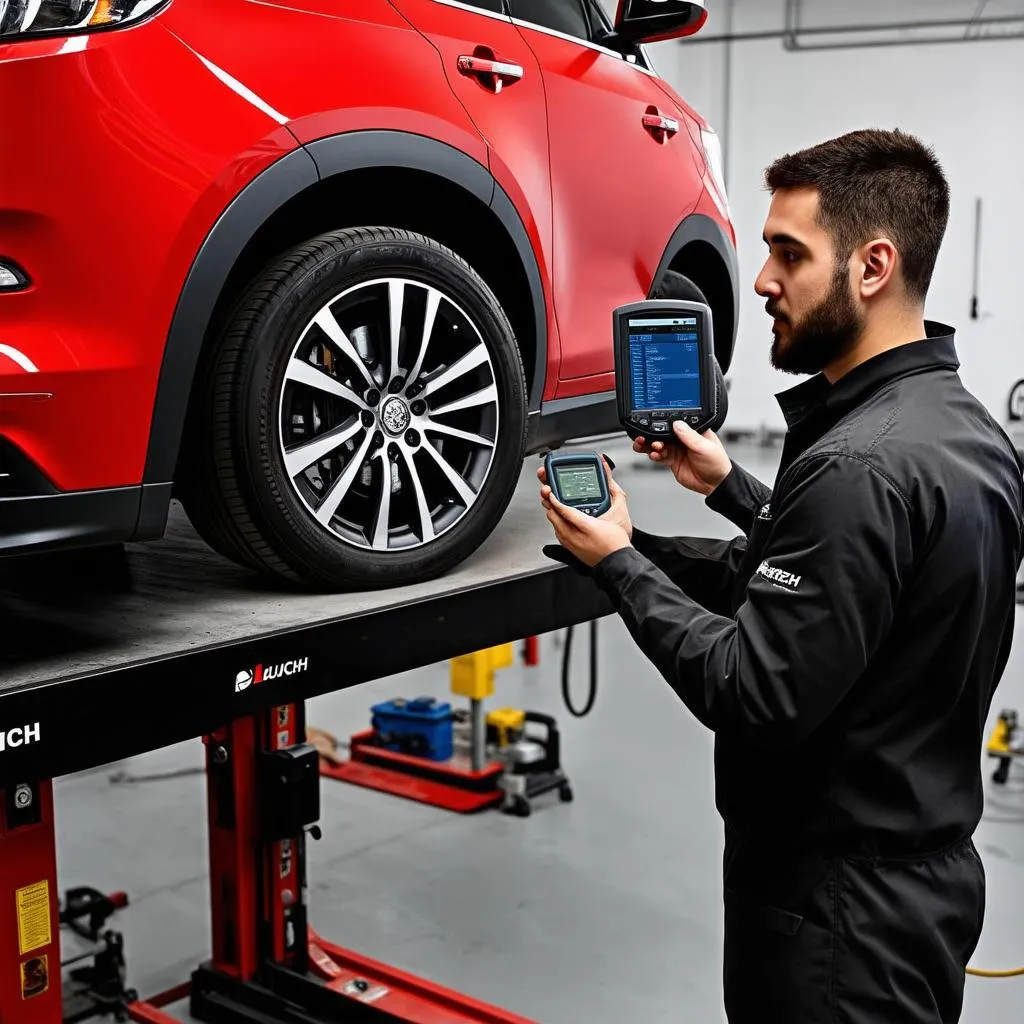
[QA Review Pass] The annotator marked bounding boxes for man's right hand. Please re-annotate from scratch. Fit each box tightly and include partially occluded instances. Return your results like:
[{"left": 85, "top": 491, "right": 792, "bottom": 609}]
[{"left": 633, "top": 421, "right": 732, "bottom": 497}]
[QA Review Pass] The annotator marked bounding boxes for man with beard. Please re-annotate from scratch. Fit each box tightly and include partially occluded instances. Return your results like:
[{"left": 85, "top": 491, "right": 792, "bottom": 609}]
[{"left": 539, "top": 128, "right": 1024, "bottom": 1022}]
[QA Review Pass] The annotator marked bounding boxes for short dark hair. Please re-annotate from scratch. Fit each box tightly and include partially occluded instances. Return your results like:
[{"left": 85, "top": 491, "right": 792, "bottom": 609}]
[{"left": 764, "top": 128, "right": 950, "bottom": 302}]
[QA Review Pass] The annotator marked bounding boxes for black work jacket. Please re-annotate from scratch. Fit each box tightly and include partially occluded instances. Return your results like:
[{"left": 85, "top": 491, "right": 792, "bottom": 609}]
[{"left": 593, "top": 324, "right": 1024, "bottom": 860}]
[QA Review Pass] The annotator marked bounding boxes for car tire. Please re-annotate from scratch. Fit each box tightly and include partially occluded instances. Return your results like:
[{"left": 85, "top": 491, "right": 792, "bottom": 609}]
[
  {"left": 651, "top": 268, "right": 707, "bottom": 305},
  {"left": 179, "top": 227, "right": 528, "bottom": 590}
]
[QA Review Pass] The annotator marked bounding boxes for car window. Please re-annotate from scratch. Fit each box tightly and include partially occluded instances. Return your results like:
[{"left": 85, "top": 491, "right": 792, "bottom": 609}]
[
  {"left": 453, "top": 0, "right": 506, "bottom": 13},
  {"left": 509, "top": 0, "right": 591, "bottom": 40},
  {"left": 582, "top": 0, "right": 653, "bottom": 68},
  {"left": 585, "top": 0, "right": 613, "bottom": 32}
]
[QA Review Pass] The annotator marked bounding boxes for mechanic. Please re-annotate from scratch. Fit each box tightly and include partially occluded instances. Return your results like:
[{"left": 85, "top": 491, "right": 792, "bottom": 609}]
[{"left": 540, "top": 129, "right": 1024, "bottom": 1023}]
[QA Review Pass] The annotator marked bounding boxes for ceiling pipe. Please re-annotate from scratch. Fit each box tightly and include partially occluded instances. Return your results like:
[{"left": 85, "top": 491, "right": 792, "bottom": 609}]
[{"left": 680, "top": 11, "right": 1024, "bottom": 48}]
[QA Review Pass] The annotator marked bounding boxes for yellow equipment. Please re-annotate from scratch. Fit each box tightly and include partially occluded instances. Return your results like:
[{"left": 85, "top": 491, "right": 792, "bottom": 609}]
[
  {"left": 450, "top": 644, "right": 515, "bottom": 769},
  {"left": 450, "top": 643, "right": 514, "bottom": 700},
  {"left": 487, "top": 708, "right": 526, "bottom": 747},
  {"left": 986, "top": 709, "right": 1021, "bottom": 785}
]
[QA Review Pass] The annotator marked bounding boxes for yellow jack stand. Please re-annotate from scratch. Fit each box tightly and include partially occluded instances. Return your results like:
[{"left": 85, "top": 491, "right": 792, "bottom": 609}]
[{"left": 450, "top": 644, "right": 514, "bottom": 770}]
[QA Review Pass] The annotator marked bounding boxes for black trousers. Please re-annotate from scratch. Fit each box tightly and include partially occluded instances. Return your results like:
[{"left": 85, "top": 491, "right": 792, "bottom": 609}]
[{"left": 722, "top": 836, "right": 986, "bottom": 1023}]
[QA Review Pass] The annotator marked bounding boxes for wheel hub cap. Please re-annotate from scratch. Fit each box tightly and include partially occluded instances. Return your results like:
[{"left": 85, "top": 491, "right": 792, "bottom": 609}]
[{"left": 380, "top": 396, "right": 410, "bottom": 436}]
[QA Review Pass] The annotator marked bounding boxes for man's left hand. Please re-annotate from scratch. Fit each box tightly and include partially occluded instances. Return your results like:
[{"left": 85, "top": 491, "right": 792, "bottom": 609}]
[{"left": 540, "top": 485, "right": 632, "bottom": 569}]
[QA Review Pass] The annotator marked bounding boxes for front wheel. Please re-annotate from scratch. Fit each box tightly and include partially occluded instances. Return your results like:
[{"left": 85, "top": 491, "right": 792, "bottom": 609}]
[{"left": 179, "top": 227, "right": 527, "bottom": 589}]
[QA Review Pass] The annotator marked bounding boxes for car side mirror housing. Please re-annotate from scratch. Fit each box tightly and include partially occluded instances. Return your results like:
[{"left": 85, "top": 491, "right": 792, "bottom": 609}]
[{"left": 613, "top": 0, "right": 708, "bottom": 44}]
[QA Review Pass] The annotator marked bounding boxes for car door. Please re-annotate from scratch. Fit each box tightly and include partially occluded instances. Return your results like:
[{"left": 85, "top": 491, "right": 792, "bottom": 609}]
[
  {"left": 390, "top": 0, "right": 554, "bottom": 332},
  {"left": 508, "top": 0, "right": 705, "bottom": 387}
]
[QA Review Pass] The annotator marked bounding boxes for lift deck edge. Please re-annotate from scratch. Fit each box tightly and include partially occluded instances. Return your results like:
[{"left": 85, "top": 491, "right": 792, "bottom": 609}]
[{"left": 0, "top": 485, "right": 614, "bottom": 789}]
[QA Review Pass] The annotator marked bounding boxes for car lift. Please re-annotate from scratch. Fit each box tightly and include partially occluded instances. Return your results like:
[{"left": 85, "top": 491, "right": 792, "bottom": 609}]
[{"left": 0, "top": 493, "right": 611, "bottom": 1024}]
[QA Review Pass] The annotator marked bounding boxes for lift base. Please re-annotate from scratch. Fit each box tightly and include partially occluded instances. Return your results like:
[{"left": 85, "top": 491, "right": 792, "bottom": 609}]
[
  {"left": 321, "top": 731, "right": 504, "bottom": 813},
  {"left": 188, "top": 931, "right": 535, "bottom": 1024}
]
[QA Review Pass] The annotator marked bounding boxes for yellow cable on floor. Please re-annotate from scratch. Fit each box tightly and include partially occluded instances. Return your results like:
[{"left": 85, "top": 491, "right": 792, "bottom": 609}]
[{"left": 967, "top": 966, "right": 1024, "bottom": 978}]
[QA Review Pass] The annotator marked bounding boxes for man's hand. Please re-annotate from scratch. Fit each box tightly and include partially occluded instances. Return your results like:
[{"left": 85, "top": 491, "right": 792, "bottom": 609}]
[
  {"left": 539, "top": 456, "right": 632, "bottom": 568},
  {"left": 633, "top": 421, "right": 732, "bottom": 496}
]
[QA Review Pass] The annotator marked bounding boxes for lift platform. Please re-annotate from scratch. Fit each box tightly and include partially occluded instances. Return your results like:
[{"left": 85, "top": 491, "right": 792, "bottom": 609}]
[{"left": 0, "top": 480, "right": 612, "bottom": 1024}]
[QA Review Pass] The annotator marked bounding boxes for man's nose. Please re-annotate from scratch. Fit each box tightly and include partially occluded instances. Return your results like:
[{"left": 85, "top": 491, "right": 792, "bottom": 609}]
[{"left": 754, "top": 264, "right": 780, "bottom": 299}]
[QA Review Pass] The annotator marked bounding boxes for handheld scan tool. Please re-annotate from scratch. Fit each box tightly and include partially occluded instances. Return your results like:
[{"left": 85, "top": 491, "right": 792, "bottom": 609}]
[
  {"left": 613, "top": 299, "right": 727, "bottom": 443},
  {"left": 544, "top": 451, "right": 612, "bottom": 517}
]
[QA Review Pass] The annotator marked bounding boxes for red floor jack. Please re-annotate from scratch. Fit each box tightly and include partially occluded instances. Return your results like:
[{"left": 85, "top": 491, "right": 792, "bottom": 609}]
[
  {"left": 0, "top": 701, "right": 537, "bottom": 1024},
  {"left": 321, "top": 642, "right": 572, "bottom": 817},
  {"left": 320, "top": 643, "right": 514, "bottom": 812}
]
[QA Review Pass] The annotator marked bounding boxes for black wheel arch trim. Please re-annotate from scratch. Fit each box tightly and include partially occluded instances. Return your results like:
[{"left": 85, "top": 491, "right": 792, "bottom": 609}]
[
  {"left": 651, "top": 210, "right": 740, "bottom": 374},
  {"left": 303, "top": 132, "right": 547, "bottom": 416},
  {"left": 142, "top": 130, "right": 549, "bottom": 493}
]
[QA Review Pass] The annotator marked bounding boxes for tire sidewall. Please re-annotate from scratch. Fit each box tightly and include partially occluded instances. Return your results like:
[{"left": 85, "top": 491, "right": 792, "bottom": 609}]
[{"left": 231, "top": 233, "right": 527, "bottom": 587}]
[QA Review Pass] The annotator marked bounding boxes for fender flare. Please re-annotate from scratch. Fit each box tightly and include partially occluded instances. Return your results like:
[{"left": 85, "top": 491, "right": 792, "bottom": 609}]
[
  {"left": 651, "top": 211, "right": 740, "bottom": 374},
  {"left": 143, "top": 130, "right": 548, "bottom": 486}
]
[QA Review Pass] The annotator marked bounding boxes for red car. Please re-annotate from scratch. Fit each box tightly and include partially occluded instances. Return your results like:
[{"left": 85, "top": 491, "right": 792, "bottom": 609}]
[{"left": 0, "top": 0, "right": 736, "bottom": 588}]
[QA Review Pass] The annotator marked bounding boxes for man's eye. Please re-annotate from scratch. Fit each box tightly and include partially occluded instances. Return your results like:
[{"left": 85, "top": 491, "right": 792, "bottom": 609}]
[{"left": 783, "top": 250, "right": 800, "bottom": 264}]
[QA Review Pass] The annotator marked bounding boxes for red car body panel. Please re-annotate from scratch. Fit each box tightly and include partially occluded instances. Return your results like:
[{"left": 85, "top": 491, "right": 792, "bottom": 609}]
[
  {"left": 554, "top": 180, "right": 728, "bottom": 402},
  {"left": 512, "top": 21, "right": 705, "bottom": 386},
  {"left": 0, "top": 0, "right": 737, "bottom": 555},
  {"left": 0, "top": 20, "right": 296, "bottom": 490}
]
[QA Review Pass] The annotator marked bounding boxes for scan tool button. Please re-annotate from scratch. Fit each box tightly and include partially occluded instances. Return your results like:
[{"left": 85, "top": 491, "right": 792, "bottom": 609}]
[{"left": 651, "top": 421, "right": 669, "bottom": 433}]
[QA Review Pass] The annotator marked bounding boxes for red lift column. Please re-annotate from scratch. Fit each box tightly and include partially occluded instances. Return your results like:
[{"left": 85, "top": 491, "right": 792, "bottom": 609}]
[
  {"left": 191, "top": 699, "right": 314, "bottom": 1015},
  {"left": 0, "top": 779, "right": 63, "bottom": 1023},
  {"left": 189, "top": 701, "right": 537, "bottom": 1024}
]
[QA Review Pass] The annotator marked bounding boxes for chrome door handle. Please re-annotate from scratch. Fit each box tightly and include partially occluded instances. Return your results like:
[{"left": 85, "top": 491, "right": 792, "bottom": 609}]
[
  {"left": 642, "top": 112, "right": 680, "bottom": 137},
  {"left": 457, "top": 55, "right": 525, "bottom": 92}
]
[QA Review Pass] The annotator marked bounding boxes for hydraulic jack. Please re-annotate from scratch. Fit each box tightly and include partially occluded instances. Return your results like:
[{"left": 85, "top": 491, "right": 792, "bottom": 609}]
[{"left": 0, "top": 702, "right": 536, "bottom": 1024}]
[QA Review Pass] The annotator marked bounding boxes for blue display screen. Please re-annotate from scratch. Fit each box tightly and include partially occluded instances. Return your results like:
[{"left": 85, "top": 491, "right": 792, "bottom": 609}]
[{"left": 628, "top": 316, "right": 702, "bottom": 411}]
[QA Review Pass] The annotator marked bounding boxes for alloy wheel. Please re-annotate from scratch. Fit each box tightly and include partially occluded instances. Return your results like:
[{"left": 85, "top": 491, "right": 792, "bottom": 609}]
[{"left": 277, "top": 277, "right": 501, "bottom": 551}]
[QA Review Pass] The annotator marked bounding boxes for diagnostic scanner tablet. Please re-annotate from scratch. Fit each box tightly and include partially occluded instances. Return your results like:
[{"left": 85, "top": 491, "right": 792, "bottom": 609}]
[
  {"left": 613, "top": 299, "right": 727, "bottom": 443},
  {"left": 544, "top": 450, "right": 612, "bottom": 517}
]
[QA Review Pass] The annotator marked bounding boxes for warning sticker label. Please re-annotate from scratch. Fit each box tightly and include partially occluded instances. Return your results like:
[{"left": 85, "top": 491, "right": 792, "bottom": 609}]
[
  {"left": 21, "top": 954, "right": 49, "bottom": 999},
  {"left": 16, "top": 881, "right": 51, "bottom": 955}
]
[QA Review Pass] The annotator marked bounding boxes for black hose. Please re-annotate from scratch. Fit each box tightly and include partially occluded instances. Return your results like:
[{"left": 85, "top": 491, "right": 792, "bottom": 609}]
[{"left": 561, "top": 619, "right": 598, "bottom": 718}]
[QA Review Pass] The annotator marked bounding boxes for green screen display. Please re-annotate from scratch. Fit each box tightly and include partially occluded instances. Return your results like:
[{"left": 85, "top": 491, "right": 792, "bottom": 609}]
[{"left": 554, "top": 464, "right": 602, "bottom": 502}]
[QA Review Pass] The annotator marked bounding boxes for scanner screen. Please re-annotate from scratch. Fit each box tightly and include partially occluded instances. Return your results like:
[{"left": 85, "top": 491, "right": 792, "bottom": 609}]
[
  {"left": 554, "top": 464, "right": 602, "bottom": 502},
  {"left": 628, "top": 316, "right": 701, "bottom": 411}
]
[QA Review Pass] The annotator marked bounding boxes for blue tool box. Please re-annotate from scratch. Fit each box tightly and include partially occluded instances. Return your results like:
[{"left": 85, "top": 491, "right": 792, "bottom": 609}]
[{"left": 370, "top": 696, "right": 454, "bottom": 762}]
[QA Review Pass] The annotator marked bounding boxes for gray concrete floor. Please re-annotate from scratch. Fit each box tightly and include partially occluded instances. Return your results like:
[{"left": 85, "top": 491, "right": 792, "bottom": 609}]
[{"left": 54, "top": 441, "right": 1024, "bottom": 1023}]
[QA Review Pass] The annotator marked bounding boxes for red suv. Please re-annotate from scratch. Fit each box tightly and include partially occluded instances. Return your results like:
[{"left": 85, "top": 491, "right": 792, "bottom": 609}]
[{"left": 0, "top": 0, "right": 736, "bottom": 589}]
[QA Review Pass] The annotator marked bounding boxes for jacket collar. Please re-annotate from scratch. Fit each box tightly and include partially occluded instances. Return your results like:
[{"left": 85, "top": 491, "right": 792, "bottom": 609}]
[{"left": 774, "top": 322, "right": 959, "bottom": 430}]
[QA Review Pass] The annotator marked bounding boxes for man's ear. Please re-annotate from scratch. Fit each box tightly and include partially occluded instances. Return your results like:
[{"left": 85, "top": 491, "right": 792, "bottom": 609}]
[{"left": 857, "top": 237, "right": 899, "bottom": 300}]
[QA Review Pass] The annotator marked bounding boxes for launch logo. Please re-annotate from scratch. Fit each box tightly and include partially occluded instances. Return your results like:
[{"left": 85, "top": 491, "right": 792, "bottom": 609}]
[
  {"left": 0, "top": 723, "right": 41, "bottom": 754},
  {"left": 756, "top": 561, "right": 802, "bottom": 591},
  {"left": 235, "top": 658, "right": 309, "bottom": 693}
]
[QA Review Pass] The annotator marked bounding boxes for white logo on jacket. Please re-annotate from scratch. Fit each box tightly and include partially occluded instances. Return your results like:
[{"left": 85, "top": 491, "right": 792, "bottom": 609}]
[{"left": 756, "top": 561, "right": 802, "bottom": 590}]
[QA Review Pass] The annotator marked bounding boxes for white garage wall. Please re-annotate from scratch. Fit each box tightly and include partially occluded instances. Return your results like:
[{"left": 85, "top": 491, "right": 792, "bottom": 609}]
[{"left": 645, "top": 0, "right": 1024, "bottom": 435}]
